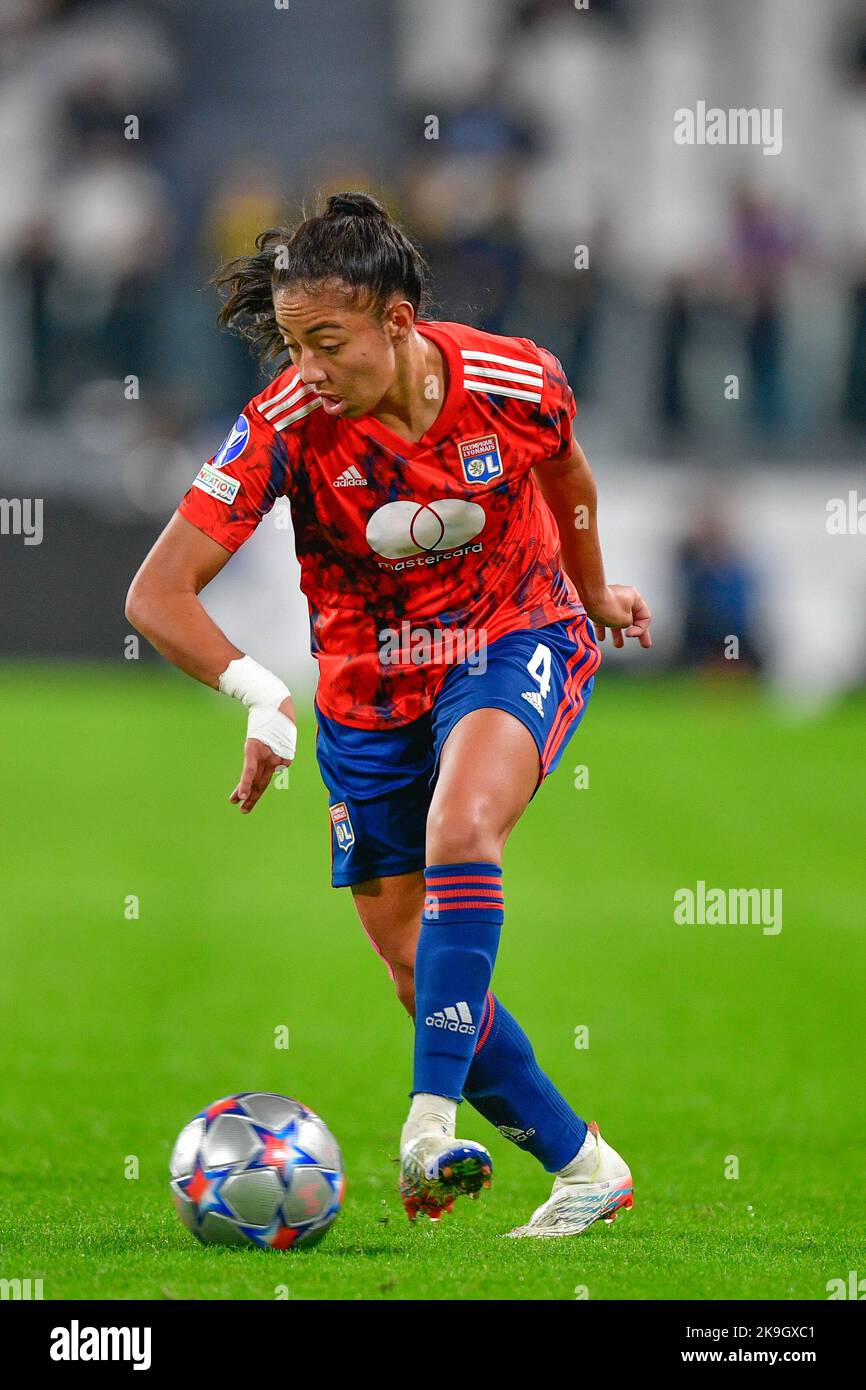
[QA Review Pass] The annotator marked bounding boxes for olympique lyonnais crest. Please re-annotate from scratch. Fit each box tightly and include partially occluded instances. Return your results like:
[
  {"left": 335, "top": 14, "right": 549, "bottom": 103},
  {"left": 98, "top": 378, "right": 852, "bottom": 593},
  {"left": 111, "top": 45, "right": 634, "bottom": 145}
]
[
  {"left": 457, "top": 434, "right": 503, "bottom": 485},
  {"left": 329, "top": 801, "right": 355, "bottom": 852}
]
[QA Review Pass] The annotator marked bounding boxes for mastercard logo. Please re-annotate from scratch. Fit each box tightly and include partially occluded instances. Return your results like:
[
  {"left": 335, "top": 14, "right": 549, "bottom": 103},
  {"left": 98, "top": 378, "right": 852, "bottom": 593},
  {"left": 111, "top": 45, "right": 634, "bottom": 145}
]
[{"left": 365, "top": 499, "right": 485, "bottom": 560}]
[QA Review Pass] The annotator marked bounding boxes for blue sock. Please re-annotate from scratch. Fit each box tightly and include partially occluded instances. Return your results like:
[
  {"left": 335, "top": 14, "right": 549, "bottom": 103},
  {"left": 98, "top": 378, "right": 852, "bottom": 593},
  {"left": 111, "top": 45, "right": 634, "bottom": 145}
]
[
  {"left": 464, "top": 993, "right": 588, "bottom": 1172},
  {"left": 412, "top": 863, "right": 504, "bottom": 1101}
]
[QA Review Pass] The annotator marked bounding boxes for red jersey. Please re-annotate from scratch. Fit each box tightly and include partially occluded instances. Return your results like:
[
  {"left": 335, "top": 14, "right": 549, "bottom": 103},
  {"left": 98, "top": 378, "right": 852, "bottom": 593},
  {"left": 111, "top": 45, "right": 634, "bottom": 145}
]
[{"left": 178, "top": 319, "right": 584, "bottom": 728}]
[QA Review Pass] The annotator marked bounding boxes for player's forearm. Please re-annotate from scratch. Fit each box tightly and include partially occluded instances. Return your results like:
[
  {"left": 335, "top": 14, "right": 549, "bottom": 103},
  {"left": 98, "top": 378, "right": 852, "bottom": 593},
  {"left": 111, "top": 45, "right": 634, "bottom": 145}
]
[
  {"left": 533, "top": 447, "right": 608, "bottom": 611},
  {"left": 126, "top": 579, "right": 297, "bottom": 769},
  {"left": 125, "top": 582, "right": 243, "bottom": 689}
]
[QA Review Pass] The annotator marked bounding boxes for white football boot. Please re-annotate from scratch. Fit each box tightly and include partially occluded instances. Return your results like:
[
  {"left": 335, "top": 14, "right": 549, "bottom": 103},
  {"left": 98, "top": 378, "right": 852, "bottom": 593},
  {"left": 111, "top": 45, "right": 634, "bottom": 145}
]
[
  {"left": 505, "top": 1120, "right": 633, "bottom": 1238},
  {"left": 399, "top": 1111, "right": 492, "bottom": 1222}
]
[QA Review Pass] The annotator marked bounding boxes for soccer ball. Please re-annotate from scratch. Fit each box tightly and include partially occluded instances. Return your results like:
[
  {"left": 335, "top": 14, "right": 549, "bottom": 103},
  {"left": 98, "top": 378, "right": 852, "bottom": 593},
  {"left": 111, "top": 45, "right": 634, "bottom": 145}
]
[{"left": 170, "top": 1092, "right": 344, "bottom": 1250}]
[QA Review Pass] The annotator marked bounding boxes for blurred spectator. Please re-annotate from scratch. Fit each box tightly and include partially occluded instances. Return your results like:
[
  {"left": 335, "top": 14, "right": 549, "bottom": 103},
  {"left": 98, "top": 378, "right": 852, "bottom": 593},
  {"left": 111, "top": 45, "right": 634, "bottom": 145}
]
[
  {"left": 403, "top": 72, "right": 538, "bottom": 329},
  {"left": 199, "top": 156, "right": 290, "bottom": 402},
  {"left": 1, "top": 0, "right": 865, "bottom": 456},
  {"left": 729, "top": 187, "right": 810, "bottom": 433},
  {"left": 656, "top": 276, "right": 693, "bottom": 430},
  {"left": 676, "top": 506, "right": 761, "bottom": 673},
  {"left": 0, "top": 0, "right": 177, "bottom": 411},
  {"left": 22, "top": 131, "right": 173, "bottom": 412},
  {"left": 842, "top": 272, "right": 866, "bottom": 424},
  {"left": 839, "top": 4, "right": 866, "bottom": 424},
  {"left": 511, "top": 0, "right": 635, "bottom": 36}
]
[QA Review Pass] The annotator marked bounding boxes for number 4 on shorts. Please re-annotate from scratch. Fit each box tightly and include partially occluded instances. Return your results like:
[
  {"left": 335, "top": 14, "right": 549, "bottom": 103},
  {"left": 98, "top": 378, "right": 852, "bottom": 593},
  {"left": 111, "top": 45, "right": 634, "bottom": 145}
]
[{"left": 526, "top": 643, "right": 552, "bottom": 700}]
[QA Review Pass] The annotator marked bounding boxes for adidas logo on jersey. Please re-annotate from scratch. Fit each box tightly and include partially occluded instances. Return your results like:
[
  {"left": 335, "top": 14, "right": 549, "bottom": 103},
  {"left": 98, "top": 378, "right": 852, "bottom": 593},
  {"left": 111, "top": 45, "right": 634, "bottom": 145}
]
[
  {"left": 333, "top": 465, "right": 368, "bottom": 487},
  {"left": 521, "top": 690, "right": 544, "bottom": 714},
  {"left": 425, "top": 1001, "right": 476, "bottom": 1035}
]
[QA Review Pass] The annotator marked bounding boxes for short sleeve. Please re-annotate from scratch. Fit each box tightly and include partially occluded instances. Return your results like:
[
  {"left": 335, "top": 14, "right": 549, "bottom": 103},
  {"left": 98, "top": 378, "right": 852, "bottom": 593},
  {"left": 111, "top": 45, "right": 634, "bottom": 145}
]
[
  {"left": 528, "top": 342, "right": 577, "bottom": 463},
  {"left": 177, "top": 406, "right": 291, "bottom": 553}
]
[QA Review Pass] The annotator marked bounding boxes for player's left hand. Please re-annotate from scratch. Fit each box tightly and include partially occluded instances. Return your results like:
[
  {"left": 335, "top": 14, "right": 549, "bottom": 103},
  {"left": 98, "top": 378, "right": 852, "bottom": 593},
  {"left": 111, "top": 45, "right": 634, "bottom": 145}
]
[{"left": 587, "top": 584, "right": 653, "bottom": 649}]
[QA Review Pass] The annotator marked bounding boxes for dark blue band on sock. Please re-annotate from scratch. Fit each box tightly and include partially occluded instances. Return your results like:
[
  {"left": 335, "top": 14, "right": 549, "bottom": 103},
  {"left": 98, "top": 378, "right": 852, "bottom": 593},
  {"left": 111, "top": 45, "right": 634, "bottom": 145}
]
[
  {"left": 411, "top": 863, "right": 503, "bottom": 1101},
  {"left": 463, "top": 994, "right": 588, "bottom": 1171}
]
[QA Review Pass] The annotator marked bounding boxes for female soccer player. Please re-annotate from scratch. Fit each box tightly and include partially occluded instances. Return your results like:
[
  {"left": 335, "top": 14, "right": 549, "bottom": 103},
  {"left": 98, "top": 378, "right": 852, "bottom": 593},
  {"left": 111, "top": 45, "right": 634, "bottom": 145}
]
[{"left": 126, "top": 192, "right": 652, "bottom": 1237}]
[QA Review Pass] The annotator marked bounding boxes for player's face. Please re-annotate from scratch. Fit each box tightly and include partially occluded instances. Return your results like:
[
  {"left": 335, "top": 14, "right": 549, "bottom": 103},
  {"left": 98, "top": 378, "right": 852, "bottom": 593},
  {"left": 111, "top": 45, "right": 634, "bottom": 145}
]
[{"left": 273, "top": 283, "right": 407, "bottom": 421}]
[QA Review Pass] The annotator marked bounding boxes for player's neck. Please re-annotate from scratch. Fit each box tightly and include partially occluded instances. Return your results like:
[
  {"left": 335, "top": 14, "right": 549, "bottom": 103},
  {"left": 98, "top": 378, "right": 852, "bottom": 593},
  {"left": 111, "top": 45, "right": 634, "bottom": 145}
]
[{"left": 368, "top": 331, "right": 446, "bottom": 444}]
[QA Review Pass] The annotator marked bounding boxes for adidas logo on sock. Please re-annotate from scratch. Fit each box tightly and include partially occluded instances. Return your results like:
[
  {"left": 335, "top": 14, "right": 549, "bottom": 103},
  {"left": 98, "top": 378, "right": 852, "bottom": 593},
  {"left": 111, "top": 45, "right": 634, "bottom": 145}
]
[
  {"left": 425, "top": 1001, "right": 476, "bottom": 1035},
  {"left": 333, "top": 464, "right": 368, "bottom": 487},
  {"left": 521, "top": 690, "right": 543, "bottom": 714},
  {"left": 497, "top": 1123, "right": 537, "bottom": 1144}
]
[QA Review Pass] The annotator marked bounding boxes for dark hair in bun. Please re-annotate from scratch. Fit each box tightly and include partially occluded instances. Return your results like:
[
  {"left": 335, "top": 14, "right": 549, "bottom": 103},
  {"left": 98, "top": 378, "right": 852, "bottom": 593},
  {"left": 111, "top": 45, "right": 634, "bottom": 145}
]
[{"left": 213, "top": 190, "right": 430, "bottom": 368}]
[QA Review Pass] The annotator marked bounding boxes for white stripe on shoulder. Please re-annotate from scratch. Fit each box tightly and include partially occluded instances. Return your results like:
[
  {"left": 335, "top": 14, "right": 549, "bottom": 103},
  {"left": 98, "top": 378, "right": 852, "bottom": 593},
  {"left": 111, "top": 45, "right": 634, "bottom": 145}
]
[
  {"left": 259, "top": 384, "right": 325, "bottom": 429},
  {"left": 461, "top": 349, "right": 543, "bottom": 376},
  {"left": 269, "top": 396, "right": 322, "bottom": 430},
  {"left": 256, "top": 371, "right": 301, "bottom": 410},
  {"left": 462, "top": 363, "right": 544, "bottom": 389},
  {"left": 464, "top": 380, "right": 543, "bottom": 403},
  {"left": 258, "top": 378, "right": 318, "bottom": 422},
  {"left": 462, "top": 345, "right": 544, "bottom": 402}
]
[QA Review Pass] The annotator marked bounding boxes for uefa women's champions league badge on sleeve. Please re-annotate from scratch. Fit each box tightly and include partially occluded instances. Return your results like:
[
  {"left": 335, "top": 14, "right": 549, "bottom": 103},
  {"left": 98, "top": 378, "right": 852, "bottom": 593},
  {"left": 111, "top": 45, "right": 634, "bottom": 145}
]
[
  {"left": 329, "top": 801, "right": 355, "bottom": 852},
  {"left": 191, "top": 413, "right": 249, "bottom": 504},
  {"left": 457, "top": 434, "right": 503, "bottom": 485},
  {"left": 212, "top": 414, "right": 250, "bottom": 469}
]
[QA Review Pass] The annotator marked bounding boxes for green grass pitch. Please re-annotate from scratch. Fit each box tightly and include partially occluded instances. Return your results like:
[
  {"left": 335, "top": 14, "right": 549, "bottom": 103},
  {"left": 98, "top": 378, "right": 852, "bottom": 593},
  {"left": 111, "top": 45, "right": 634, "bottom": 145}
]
[{"left": 1, "top": 664, "right": 863, "bottom": 1300}]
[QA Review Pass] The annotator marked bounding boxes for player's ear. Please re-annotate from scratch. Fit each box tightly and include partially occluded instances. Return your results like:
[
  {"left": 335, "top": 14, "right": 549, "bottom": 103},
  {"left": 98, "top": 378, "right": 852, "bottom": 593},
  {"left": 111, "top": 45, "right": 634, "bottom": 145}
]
[{"left": 383, "top": 298, "right": 414, "bottom": 345}]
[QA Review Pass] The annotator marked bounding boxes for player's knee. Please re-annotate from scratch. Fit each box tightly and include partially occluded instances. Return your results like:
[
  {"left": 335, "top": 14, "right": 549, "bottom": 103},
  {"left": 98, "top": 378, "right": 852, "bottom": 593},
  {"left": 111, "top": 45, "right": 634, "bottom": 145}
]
[{"left": 426, "top": 799, "right": 503, "bottom": 865}]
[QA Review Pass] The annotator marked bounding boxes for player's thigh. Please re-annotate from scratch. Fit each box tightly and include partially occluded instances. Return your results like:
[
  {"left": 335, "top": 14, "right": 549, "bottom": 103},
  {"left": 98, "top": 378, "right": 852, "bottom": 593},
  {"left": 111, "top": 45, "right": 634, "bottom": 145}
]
[
  {"left": 426, "top": 707, "right": 540, "bottom": 865},
  {"left": 425, "top": 616, "right": 600, "bottom": 864},
  {"left": 351, "top": 871, "right": 425, "bottom": 1013}
]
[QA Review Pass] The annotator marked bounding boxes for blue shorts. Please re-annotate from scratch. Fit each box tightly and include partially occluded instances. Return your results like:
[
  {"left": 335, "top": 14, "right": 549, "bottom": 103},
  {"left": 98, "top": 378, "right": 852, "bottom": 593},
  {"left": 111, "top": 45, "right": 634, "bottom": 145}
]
[{"left": 314, "top": 614, "right": 601, "bottom": 888}]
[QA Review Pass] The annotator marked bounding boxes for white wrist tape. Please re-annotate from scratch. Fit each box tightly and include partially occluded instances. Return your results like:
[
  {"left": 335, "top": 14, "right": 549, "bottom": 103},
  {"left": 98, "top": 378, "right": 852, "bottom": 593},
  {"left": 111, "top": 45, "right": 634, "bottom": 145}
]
[
  {"left": 218, "top": 655, "right": 297, "bottom": 761},
  {"left": 246, "top": 704, "right": 297, "bottom": 760}
]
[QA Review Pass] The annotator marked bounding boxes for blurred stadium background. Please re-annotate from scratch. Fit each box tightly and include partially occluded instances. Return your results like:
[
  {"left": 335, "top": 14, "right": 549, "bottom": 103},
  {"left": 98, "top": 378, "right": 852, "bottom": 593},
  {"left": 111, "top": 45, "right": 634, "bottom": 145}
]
[
  {"left": 1, "top": 0, "right": 865, "bottom": 699},
  {"left": 1, "top": 0, "right": 864, "bottom": 1300}
]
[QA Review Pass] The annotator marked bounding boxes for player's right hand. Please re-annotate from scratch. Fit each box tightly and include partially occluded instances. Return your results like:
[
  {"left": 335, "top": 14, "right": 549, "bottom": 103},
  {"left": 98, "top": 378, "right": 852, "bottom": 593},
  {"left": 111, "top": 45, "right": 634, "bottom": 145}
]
[{"left": 229, "top": 696, "right": 296, "bottom": 813}]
